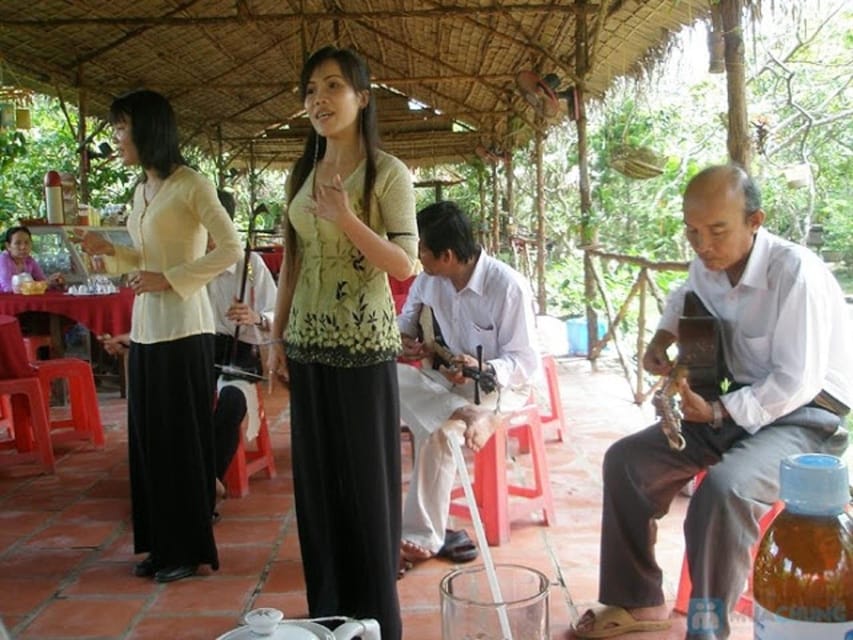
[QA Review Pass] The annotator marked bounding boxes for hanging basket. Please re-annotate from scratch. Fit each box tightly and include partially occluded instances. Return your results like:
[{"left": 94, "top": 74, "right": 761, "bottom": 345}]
[
  {"left": 782, "top": 163, "right": 811, "bottom": 189},
  {"left": 609, "top": 145, "right": 667, "bottom": 179}
]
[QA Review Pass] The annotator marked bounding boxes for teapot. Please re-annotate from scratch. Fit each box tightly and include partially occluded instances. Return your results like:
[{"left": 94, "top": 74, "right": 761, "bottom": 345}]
[
  {"left": 217, "top": 614, "right": 381, "bottom": 640},
  {"left": 11, "top": 272, "right": 33, "bottom": 294}
]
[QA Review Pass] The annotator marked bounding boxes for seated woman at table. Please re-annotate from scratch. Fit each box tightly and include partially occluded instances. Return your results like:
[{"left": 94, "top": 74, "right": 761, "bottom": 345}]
[{"left": 0, "top": 226, "right": 64, "bottom": 293}]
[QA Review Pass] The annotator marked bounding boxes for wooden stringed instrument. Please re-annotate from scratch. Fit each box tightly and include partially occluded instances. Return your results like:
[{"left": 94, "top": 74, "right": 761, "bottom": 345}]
[
  {"left": 416, "top": 305, "right": 498, "bottom": 396},
  {"left": 653, "top": 291, "right": 725, "bottom": 450}
]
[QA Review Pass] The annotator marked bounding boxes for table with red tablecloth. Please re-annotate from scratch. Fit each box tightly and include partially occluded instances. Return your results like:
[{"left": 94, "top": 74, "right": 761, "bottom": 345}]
[{"left": 0, "top": 288, "right": 134, "bottom": 338}]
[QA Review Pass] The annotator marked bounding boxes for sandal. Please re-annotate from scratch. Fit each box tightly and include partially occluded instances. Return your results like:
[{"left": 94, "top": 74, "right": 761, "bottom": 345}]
[
  {"left": 397, "top": 557, "right": 413, "bottom": 580},
  {"left": 437, "top": 528, "right": 478, "bottom": 563}
]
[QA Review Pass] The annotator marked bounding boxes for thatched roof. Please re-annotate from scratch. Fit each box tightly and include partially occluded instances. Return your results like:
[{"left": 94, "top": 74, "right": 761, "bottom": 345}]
[{"left": 0, "top": 1, "right": 715, "bottom": 169}]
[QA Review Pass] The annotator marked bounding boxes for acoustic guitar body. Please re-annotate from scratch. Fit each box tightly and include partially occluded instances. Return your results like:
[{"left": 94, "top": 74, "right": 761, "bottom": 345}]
[{"left": 678, "top": 292, "right": 725, "bottom": 400}]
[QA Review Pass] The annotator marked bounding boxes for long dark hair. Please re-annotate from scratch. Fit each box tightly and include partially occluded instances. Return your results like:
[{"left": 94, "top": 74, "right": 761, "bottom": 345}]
[
  {"left": 287, "top": 46, "right": 379, "bottom": 214},
  {"left": 283, "top": 46, "right": 380, "bottom": 294},
  {"left": 109, "top": 89, "right": 186, "bottom": 180},
  {"left": 4, "top": 225, "right": 32, "bottom": 245}
]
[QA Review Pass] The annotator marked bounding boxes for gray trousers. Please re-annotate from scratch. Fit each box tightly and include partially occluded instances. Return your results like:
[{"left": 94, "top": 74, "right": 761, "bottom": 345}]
[{"left": 600, "top": 406, "right": 848, "bottom": 639}]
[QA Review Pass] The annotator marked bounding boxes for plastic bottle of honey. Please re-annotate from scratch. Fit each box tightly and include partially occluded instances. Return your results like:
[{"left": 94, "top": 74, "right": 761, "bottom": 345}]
[{"left": 753, "top": 453, "right": 853, "bottom": 638}]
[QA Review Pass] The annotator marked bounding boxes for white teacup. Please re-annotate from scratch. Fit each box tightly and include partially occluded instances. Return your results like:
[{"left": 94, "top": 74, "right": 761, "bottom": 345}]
[{"left": 244, "top": 608, "right": 283, "bottom": 636}]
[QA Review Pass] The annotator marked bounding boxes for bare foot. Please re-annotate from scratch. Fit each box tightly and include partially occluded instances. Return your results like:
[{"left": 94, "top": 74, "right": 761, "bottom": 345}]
[{"left": 449, "top": 405, "right": 499, "bottom": 451}]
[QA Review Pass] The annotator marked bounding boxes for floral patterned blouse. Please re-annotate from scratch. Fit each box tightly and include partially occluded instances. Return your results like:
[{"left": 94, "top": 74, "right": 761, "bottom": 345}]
[{"left": 285, "top": 150, "right": 417, "bottom": 367}]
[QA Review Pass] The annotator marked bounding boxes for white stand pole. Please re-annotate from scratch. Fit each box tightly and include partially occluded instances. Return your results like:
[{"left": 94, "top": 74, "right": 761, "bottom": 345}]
[{"left": 444, "top": 424, "right": 513, "bottom": 640}]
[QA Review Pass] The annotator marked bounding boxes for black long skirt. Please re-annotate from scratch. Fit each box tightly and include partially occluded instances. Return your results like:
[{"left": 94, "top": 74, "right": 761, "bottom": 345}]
[
  {"left": 288, "top": 359, "right": 402, "bottom": 640},
  {"left": 127, "top": 333, "right": 219, "bottom": 570}
]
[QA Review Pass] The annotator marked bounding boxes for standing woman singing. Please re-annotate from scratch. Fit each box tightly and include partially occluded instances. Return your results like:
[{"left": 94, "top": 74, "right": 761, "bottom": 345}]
[
  {"left": 75, "top": 90, "right": 241, "bottom": 582},
  {"left": 267, "top": 47, "right": 417, "bottom": 638}
]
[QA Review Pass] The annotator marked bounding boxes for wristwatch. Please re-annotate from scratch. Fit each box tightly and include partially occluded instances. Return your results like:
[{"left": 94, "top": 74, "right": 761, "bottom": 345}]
[
  {"left": 709, "top": 400, "right": 724, "bottom": 430},
  {"left": 255, "top": 314, "right": 269, "bottom": 332}
]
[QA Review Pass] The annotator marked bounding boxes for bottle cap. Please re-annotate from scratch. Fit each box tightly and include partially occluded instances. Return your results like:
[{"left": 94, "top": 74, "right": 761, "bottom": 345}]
[
  {"left": 780, "top": 453, "right": 849, "bottom": 516},
  {"left": 44, "top": 170, "right": 62, "bottom": 187}
]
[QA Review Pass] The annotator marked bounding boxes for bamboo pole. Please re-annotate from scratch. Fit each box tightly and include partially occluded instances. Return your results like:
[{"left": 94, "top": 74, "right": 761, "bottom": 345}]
[
  {"left": 721, "top": 0, "right": 751, "bottom": 168},
  {"left": 635, "top": 269, "right": 647, "bottom": 403},
  {"left": 535, "top": 128, "right": 546, "bottom": 313},
  {"left": 490, "top": 163, "right": 500, "bottom": 255},
  {"left": 478, "top": 169, "right": 487, "bottom": 248},
  {"left": 505, "top": 148, "right": 513, "bottom": 232},
  {"left": 77, "top": 67, "right": 89, "bottom": 206}
]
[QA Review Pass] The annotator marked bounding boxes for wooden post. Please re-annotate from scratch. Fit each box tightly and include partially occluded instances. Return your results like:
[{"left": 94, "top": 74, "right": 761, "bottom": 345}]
[
  {"left": 575, "top": 0, "right": 598, "bottom": 365},
  {"left": 721, "top": 0, "right": 751, "bottom": 168},
  {"left": 635, "top": 268, "right": 647, "bottom": 403},
  {"left": 216, "top": 125, "right": 225, "bottom": 190},
  {"left": 535, "top": 128, "right": 546, "bottom": 313},
  {"left": 478, "top": 168, "right": 487, "bottom": 247},
  {"left": 249, "top": 140, "right": 257, "bottom": 214},
  {"left": 504, "top": 148, "right": 514, "bottom": 236},
  {"left": 490, "top": 163, "right": 500, "bottom": 254},
  {"left": 77, "top": 69, "right": 89, "bottom": 205}
]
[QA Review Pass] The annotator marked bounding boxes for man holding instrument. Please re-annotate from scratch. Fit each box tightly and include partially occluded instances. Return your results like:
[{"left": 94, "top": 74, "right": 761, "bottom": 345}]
[
  {"left": 208, "top": 191, "right": 277, "bottom": 500},
  {"left": 573, "top": 165, "right": 852, "bottom": 639},
  {"left": 396, "top": 200, "right": 539, "bottom": 577}
]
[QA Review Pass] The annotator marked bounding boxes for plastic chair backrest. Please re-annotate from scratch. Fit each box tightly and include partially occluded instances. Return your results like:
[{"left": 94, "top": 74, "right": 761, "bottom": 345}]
[{"left": 0, "top": 315, "right": 35, "bottom": 380}]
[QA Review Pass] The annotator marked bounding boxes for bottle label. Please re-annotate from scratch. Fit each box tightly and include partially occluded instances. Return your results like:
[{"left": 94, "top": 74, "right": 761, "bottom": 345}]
[{"left": 754, "top": 603, "right": 853, "bottom": 639}]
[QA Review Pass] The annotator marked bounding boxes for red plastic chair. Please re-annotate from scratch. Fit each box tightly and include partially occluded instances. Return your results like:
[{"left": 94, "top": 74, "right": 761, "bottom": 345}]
[
  {"left": 22, "top": 335, "right": 53, "bottom": 361},
  {"left": 540, "top": 354, "right": 566, "bottom": 442},
  {"left": 223, "top": 384, "right": 277, "bottom": 498},
  {"left": 32, "top": 358, "right": 105, "bottom": 448},
  {"left": 449, "top": 403, "right": 556, "bottom": 546},
  {"left": 673, "top": 470, "right": 785, "bottom": 617},
  {"left": 515, "top": 354, "right": 566, "bottom": 453},
  {"left": 0, "top": 315, "right": 56, "bottom": 474}
]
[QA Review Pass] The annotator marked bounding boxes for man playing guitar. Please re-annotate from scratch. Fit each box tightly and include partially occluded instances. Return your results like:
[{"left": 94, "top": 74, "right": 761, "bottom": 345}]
[{"left": 573, "top": 165, "right": 852, "bottom": 639}]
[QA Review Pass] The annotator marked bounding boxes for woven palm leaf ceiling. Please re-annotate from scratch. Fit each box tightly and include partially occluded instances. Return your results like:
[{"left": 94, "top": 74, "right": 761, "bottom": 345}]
[{"left": 1, "top": 1, "right": 713, "bottom": 169}]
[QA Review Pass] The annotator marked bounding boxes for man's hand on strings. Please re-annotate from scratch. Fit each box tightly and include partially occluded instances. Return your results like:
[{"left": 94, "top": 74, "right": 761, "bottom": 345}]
[
  {"left": 400, "top": 333, "right": 431, "bottom": 361},
  {"left": 439, "top": 353, "right": 479, "bottom": 385},
  {"left": 677, "top": 378, "right": 714, "bottom": 424},
  {"left": 643, "top": 331, "right": 675, "bottom": 376}
]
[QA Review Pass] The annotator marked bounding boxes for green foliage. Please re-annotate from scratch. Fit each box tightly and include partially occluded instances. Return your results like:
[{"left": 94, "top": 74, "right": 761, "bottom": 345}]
[{"left": 0, "top": 94, "right": 135, "bottom": 228}]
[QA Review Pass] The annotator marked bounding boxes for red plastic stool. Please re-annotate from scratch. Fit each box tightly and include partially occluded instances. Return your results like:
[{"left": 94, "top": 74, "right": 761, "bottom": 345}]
[
  {"left": 516, "top": 354, "right": 567, "bottom": 453},
  {"left": 32, "top": 358, "right": 104, "bottom": 448},
  {"left": 0, "top": 377, "right": 56, "bottom": 473},
  {"left": 224, "top": 385, "right": 277, "bottom": 498},
  {"left": 22, "top": 335, "right": 53, "bottom": 361},
  {"left": 449, "top": 403, "right": 556, "bottom": 546},
  {"left": 0, "top": 395, "right": 13, "bottom": 440},
  {"left": 540, "top": 354, "right": 566, "bottom": 442},
  {"left": 673, "top": 470, "right": 785, "bottom": 616}
]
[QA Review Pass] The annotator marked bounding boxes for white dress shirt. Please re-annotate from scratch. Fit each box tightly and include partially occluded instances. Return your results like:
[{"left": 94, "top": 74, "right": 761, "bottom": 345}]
[
  {"left": 207, "top": 251, "right": 277, "bottom": 345},
  {"left": 659, "top": 227, "right": 853, "bottom": 433},
  {"left": 397, "top": 250, "right": 539, "bottom": 389}
]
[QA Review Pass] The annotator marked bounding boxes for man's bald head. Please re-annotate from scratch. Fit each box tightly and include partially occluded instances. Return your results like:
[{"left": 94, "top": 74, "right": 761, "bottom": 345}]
[{"left": 684, "top": 165, "right": 762, "bottom": 219}]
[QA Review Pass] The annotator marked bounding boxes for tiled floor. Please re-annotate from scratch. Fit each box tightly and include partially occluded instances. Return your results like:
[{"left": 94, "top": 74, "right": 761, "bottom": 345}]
[{"left": 0, "top": 357, "right": 755, "bottom": 639}]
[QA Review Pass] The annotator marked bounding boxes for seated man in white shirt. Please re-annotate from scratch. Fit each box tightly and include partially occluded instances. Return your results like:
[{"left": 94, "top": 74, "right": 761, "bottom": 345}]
[
  {"left": 209, "top": 191, "right": 277, "bottom": 499},
  {"left": 396, "top": 200, "right": 540, "bottom": 576},
  {"left": 572, "top": 165, "right": 851, "bottom": 639}
]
